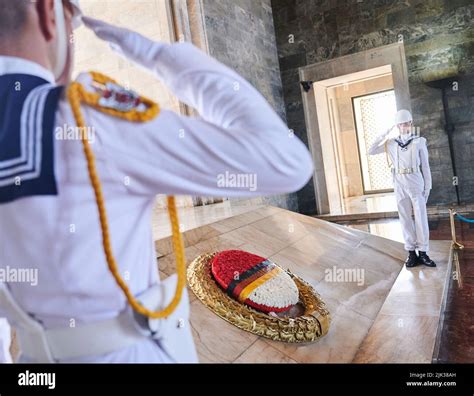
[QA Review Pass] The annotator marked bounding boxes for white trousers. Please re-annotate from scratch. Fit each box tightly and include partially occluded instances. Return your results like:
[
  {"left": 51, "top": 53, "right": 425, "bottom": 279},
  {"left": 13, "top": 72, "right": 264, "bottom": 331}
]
[{"left": 395, "top": 185, "right": 430, "bottom": 252}]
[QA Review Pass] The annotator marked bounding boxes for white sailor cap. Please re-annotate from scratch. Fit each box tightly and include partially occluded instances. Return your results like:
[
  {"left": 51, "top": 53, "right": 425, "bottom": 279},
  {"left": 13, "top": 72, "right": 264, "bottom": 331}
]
[{"left": 395, "top": 109, "right": 413, "bottom": 125}]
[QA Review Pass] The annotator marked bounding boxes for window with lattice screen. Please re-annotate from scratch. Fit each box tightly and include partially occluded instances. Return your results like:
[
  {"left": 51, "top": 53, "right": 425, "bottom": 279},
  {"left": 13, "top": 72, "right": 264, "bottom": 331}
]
[{"left": 353, "top": 90, "right": 396, "bottom": 193}]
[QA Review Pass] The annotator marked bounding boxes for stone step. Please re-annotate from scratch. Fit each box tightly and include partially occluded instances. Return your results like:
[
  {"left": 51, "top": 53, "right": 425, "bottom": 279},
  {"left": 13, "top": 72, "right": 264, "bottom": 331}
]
[{"left": 353, "top": 242, "right": 453, "bottom": 363}]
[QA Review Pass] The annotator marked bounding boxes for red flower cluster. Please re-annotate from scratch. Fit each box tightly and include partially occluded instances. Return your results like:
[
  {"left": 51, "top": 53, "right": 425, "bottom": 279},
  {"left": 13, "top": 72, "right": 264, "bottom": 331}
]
[
  {"left": 211, "top": 250, "right": 295, "bottom": 313},
  {"left": 211, "top": 250, "right": 265, "bottom": 287}
]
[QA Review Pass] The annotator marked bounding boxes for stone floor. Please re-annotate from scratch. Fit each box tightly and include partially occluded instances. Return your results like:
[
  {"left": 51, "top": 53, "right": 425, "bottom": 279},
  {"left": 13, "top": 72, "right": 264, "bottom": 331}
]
[
  {"left": 156, "top": 205, "right": 451, "bottom": 363},
  {"left": 152, "top": 200, "right": 264, "bottom": 240}
]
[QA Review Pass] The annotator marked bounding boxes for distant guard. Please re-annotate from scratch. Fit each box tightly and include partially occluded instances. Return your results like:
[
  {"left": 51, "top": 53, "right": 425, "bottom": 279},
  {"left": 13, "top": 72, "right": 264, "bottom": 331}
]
[{"left": 369, "top": 109, "right": 436, "bottom": 268}]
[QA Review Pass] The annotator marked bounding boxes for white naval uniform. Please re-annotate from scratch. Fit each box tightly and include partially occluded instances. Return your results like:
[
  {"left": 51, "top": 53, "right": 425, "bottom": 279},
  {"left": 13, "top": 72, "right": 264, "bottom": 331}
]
[
  {"left": 369, "top": 133, "right": 432, "bottom": 252},
  {"left": 0, "top": 43, "right": 314, "bottom": 363}
]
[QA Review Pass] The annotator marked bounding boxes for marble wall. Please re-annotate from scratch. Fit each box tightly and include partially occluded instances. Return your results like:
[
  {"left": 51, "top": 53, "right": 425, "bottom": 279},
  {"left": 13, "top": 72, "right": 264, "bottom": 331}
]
[
  {"left": 201, "top": 0, "right": 300, "bottom": 211},
  {"left": 272, "top": 0, "right": 474, "bottom": 210}
]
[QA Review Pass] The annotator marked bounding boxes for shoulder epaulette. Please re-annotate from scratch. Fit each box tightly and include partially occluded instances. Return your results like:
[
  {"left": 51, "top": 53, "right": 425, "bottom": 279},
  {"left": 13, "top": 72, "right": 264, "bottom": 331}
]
[{"left": 68, "top": 71, "right": 159, "bottom": 123}]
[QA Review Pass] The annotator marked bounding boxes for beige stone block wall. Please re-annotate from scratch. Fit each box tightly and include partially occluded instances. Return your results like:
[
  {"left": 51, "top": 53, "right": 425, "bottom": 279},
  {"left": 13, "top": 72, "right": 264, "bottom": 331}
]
[
  {"left": 74, "top": 0, "right": 178, "bottom": 110},
  {"left": 73, "top": 0, "right": 194, "bottom": 208}
]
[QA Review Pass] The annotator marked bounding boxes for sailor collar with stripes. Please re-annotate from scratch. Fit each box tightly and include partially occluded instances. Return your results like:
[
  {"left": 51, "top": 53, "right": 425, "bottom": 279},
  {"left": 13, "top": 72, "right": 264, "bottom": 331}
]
[
  {"left": 395, "top": 134, "right": 417, "bottom": 151},
  {"left": 0, "top": 56, "right": 62, "bottom": 204}
]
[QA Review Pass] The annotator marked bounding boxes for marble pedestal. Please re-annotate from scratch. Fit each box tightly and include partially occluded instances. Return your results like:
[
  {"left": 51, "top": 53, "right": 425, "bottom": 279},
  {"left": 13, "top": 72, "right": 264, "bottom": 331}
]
[{"left": 155, "top": 206, "right": 451, "bottom": 363}]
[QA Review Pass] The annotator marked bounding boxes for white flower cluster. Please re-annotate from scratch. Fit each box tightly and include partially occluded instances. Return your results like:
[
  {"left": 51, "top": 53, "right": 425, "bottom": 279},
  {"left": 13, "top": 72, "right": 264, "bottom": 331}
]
[{"left": 248, "top": 270, "right": 299, "bottom": 309}]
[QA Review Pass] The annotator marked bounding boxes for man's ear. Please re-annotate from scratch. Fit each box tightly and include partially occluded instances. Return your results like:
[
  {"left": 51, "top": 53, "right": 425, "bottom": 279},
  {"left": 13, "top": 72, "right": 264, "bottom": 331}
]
[{"left": 35, "top": 0, "right": 57, "bottom": 42}]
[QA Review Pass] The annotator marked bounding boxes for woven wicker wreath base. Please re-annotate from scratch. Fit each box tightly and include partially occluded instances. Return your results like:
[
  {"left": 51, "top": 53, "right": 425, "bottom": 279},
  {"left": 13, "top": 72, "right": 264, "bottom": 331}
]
[{"left": 187, "top": 252, "right": 331, "bottom": 343}]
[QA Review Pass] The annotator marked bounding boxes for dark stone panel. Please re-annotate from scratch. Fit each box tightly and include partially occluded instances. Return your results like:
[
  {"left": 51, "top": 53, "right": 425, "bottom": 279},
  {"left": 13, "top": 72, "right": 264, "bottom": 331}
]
[
  {"left": 444, "top": 0, "right": 474, "bottom": 12},
  {"left": 414, "top": 0, "right": 445, "bottom": 22},
  {"left": 456, "top": 126, "right": 474, "bottom": 145},
  {"left": 297, "top": 178, "right": 317, "bottom": 215},
  {"left": 279, "top": 52, "right": 307, "bottom": 71},
  {"left": 263, "top": 193, "right": 299, "bottom": 211},
  {"left": 387, "top": 7, "right": 416, "bottom": 28},
  {"left": 203, "top": 0, "right": 300, "bottom": 211},
  {"left": 433, "top": 187, "right": 457, "bottom": 205}
]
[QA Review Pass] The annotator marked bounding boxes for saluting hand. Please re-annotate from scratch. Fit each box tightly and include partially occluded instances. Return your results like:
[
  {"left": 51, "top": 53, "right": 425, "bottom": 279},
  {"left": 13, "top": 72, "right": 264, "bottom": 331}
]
[{"left": 386, "top": 125, "right": 398, "bottom": 139}]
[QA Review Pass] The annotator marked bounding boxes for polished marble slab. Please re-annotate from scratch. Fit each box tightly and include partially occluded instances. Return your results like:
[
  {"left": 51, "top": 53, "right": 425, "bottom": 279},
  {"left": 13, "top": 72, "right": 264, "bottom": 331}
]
[
  {"left": 316, "top": 193, "right": 399, "bottom": 221},
  {"left": 155, "top": 205, "right": 451, "bottom": 363},
  {"left": 152, "top": 200, "right": 264, "bottom": 241}
]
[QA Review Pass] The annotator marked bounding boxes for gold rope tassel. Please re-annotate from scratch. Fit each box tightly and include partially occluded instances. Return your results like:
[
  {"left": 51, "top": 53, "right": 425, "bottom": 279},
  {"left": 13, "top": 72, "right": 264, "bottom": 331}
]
[{"left": 67, "top": 74, "right": 186, "bottom": 319}]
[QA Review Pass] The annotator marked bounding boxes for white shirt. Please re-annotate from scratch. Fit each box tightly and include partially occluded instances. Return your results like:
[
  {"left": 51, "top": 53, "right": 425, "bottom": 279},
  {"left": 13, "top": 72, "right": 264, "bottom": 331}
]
[
  {"left": 0, "top": 44, "right": 313, "bottom": 330},
  {"left": 369, "top": 132, "right": 432, "bottom": 192}
]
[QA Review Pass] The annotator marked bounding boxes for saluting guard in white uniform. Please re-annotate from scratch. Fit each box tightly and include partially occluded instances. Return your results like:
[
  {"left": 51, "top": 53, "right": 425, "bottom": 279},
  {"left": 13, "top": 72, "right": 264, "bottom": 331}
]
[
  {"left": 369, "top": 110, "right": 436, "bottom": 268},
  {"left": 0, "top": 1, "right": 314, "bottom": 363}
]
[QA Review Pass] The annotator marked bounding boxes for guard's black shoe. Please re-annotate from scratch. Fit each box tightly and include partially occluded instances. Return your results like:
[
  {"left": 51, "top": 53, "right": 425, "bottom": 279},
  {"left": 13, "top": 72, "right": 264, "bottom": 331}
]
[
  {"left": 405, "top": 251, "right": 419, "bottom": 268},
  {"left": 418, "top": 251, "right": 437, "bottom": 267}
]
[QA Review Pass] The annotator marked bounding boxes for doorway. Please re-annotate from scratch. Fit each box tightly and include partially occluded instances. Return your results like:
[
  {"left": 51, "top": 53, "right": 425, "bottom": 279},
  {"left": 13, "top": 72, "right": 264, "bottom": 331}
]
[
  {"left": 311, "top": 65, "right": 397, "bottom": 215},
  {"left": 300, "top": 43, "right": 412, "bottom": 215}
]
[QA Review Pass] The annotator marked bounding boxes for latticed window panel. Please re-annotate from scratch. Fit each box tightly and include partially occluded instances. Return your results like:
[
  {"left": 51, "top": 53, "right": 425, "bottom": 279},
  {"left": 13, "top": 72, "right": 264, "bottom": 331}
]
[{"left": 353, "top": 90, "right": 396, "bottom": 193}]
